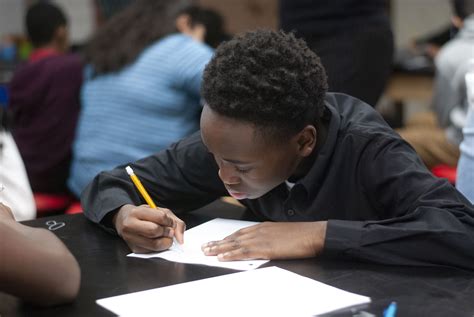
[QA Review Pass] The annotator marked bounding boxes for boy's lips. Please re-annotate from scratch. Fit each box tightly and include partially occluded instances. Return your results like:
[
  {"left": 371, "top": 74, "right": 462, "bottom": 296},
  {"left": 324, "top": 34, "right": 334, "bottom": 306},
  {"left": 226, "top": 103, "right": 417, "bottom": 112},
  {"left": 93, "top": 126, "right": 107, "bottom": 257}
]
[{"left": 227, "top": 190, "right": 248, "bottom": 200}]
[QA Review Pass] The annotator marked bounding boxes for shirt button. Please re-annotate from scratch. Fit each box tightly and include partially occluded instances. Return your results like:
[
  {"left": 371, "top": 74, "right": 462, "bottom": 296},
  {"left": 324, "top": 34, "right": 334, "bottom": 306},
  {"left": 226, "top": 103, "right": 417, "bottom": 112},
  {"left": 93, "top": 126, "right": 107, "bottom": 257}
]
[{"left": 287, "top": 209, "right": 295, "bottom": 216}]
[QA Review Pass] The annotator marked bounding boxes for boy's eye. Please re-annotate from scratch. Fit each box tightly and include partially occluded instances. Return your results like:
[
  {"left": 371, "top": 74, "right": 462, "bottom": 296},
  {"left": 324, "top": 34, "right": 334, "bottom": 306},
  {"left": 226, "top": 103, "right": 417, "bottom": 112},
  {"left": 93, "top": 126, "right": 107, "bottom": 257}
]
[{"left": 235, "top": 166, "right": 251, "bottom": 174}]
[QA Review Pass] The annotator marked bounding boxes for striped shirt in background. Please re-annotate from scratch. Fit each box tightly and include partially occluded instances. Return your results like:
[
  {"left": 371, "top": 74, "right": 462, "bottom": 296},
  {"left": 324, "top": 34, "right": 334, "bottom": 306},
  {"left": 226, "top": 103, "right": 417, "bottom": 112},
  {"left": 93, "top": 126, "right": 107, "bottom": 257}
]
[{"left": 68, "top": 33, "right": 213, "bottom": 197}]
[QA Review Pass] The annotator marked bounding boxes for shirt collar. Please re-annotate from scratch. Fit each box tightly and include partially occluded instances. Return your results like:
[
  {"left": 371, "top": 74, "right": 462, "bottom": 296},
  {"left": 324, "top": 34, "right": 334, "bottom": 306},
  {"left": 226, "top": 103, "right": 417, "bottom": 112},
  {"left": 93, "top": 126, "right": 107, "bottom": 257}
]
[
  {"left": 29, "top": 48, "right": 61, "bottom": 63},
  {"left": 285, "top": 180, "right": 296, "bottom": 190}
]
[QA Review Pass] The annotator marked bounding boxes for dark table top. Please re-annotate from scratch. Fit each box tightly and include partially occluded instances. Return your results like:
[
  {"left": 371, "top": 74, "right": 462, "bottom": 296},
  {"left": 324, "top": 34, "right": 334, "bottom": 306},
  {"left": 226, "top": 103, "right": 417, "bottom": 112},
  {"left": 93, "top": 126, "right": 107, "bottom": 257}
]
[{"left": 1, "top": 200, "right": 474, "bottom": 317}]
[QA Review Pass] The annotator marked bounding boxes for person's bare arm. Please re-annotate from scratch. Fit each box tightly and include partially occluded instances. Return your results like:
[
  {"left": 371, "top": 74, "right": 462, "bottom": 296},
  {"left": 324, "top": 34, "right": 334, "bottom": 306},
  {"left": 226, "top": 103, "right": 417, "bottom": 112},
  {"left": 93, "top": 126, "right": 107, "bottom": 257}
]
[{"left": 0, "top": 203, "right": 80, "bottom": 306}]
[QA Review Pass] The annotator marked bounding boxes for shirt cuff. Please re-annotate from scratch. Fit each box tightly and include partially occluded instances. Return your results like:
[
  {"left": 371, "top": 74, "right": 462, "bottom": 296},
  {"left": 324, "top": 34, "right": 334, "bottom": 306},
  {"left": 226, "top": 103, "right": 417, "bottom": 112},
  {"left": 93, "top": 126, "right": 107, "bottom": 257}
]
[
  {"left": 322, "top": 219, "right": 364, "bottom": 258},
  {"left": 99, "top": 209, "right": 120, "bottom": 235}
]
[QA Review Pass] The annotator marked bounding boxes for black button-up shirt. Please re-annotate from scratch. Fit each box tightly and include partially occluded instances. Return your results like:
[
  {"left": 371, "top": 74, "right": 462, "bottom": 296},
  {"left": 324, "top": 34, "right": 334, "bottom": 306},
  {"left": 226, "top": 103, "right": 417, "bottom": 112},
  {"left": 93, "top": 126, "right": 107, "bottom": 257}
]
[{"left": 82, "top": 93, "right": 474, "bottom": 270}]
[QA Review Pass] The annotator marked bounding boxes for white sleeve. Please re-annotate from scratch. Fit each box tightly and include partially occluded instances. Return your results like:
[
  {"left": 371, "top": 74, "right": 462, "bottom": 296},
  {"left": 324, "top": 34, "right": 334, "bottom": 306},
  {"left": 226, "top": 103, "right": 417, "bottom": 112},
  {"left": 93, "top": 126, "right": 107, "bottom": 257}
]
[
  {"left": 456, "top": 67, "right": 474, "bottom": 203},
  {"left": 0, "top": 131, "right": 36, "bottom": 220}
]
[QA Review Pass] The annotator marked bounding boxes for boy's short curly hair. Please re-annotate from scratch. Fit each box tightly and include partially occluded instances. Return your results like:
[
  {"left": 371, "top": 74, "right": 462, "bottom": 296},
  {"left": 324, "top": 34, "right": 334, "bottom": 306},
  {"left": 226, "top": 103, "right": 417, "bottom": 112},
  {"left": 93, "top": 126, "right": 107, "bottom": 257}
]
[
  {"left": 26, "top": 2, "right": 67, "bottom": 48},
  {"left": 202, "top": 29, "right": 328, "bottom": 142}
]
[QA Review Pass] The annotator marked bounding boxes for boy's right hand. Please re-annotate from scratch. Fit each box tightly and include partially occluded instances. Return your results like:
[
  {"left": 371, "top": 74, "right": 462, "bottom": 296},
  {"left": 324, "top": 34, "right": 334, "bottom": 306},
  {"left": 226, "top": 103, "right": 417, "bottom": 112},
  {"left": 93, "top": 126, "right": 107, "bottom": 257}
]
[{"left": 112, "top": 204, "right": 185, "bottom": 253}]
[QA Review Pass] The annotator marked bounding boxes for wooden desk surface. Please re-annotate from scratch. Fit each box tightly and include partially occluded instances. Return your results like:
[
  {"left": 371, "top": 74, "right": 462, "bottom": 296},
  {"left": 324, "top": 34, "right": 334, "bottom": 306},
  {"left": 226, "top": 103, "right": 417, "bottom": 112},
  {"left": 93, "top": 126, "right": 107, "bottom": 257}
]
[
  {"left": 385, "top": 72, "right": 434, "bottom": 102},
  {"left": 1, "top": 200, "right": 474, "bottom": 317}
]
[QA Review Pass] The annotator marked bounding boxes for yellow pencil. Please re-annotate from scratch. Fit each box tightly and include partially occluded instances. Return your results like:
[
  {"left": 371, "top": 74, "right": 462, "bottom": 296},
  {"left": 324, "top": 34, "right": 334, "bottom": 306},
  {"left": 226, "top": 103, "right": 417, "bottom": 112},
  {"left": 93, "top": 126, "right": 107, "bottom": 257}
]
[
  {"left": 125, "top": 165, "right": 183, "bottom": 249},
  {"left": 125, "top": 165, "right": 157, "bottom": 208}
]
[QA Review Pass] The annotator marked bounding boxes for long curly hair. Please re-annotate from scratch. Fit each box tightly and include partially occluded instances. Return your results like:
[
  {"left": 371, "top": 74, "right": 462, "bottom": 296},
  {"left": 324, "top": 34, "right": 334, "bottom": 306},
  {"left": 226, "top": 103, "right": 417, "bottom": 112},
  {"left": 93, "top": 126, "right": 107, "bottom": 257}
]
[
  {"left": 202, "top": 29, "right": 328, "bottom": 142},
  {"left": 85, "top": 0, "right": 191, "bottom": 76}
]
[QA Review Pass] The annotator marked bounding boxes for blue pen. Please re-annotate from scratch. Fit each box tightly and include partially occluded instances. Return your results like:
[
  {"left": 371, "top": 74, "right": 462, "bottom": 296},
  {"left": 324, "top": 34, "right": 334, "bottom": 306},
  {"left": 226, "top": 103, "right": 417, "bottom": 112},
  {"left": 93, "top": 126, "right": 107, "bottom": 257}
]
[{"left": 383, "top": 302, "right": 397, "bottom": 317}]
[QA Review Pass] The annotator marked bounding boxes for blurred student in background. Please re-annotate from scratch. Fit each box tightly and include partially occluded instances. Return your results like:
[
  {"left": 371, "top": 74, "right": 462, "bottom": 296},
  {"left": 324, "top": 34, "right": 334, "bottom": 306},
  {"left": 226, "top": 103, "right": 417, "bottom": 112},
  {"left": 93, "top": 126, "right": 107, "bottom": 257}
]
[
  {"left": 0, "top": 108, "right": 35, "bottom": 220},
  {"left": 8, "top": 2, "right": 83, "bottom": 211},
  {"left": 180, "top": 5, "right": 230, "bottom": 49},
  {"left": 456, "top": 61, "right": 474, "bottom": 202},
  {"left": 398, "top": 0, "right": 474, "bottom": 169},
  {"left": 68, "top": 0, "right": 226, "bottom": 197},
  {"left": 279, "top": 0, "right": 393, "bottom": 106},
  {"left": 0, "top": 202, "right": 80, "bottom": 306}
]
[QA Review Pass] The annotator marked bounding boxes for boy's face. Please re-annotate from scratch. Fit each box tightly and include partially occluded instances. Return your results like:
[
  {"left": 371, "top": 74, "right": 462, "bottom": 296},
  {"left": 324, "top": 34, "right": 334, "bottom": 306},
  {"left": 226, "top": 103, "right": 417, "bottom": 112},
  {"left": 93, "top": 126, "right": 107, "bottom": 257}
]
[{"left": 200, "top": 106, "right": 306, "bottom": 200}]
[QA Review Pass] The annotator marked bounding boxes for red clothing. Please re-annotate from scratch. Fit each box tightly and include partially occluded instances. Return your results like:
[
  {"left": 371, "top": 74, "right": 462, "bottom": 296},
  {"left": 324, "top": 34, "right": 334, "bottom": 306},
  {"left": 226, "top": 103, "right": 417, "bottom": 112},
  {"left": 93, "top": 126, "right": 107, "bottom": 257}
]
[
  {"left": 8, "top": 53, "right": 83, "bottom": 194},
  {"left": 28, "top": 48, "right": 60, "bottom": 63}
]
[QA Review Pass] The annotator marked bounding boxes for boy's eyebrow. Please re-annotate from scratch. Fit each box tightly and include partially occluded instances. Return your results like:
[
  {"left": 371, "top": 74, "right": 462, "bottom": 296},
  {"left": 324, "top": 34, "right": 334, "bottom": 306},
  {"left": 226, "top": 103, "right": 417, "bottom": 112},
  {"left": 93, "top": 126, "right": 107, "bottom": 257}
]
[
  {"left": 207, "top": 150, "right": 254, "bottom": 165},
  {"left": 222, "top": 158, "right": 254, "bottom": 165}
]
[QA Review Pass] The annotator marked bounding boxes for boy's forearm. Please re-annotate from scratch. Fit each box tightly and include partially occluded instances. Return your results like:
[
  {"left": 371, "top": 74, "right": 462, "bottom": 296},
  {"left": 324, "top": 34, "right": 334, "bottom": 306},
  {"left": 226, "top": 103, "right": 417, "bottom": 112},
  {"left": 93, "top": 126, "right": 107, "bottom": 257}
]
[{"left": 312, "top": 221, "right": 327, "bottom": 256}]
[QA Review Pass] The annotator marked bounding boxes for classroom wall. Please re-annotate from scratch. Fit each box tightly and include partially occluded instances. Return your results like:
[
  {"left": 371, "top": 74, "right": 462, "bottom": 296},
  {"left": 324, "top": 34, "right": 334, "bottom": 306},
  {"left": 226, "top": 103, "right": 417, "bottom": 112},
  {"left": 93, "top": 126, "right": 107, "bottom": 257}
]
[
  {"left": 0, "top": 0, "right": 457, "bottom": 50},
  {"left": 197, "top": 0, "right": 278, "bottom": 35},
  {"left": 198, "top": 0, "right": 452, "bottom": 49},
  {"left": 54, "top": 0, "right": 95, "bottom": 44},
  {"left": 391, "top": 0, "right": 451, "bottom": 48},
  {"left": 0, "top": 0, "right": 94, "bottom": 45},
  {"left": 0, "top": 0, "right": 25, "bottom": 38}
]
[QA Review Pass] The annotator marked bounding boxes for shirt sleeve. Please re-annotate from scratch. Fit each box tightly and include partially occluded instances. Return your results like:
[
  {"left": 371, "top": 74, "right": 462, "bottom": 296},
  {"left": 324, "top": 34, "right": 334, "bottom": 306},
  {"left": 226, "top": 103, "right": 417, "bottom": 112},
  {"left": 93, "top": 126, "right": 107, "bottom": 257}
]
[
  {"left": 324, "top": 135, "right": 474, "bottom": 270},
  {"left": 80, "top": 132, "right": 227, "bottom": 226},
  {"left": 432, "top": 43, "right": 468, "bottom": 128},
  {"left": 0, "top": 131, "right": 36, "bottom": 221},
  {"left": 178, "top": 44, "right": 213, "bottom": 98},
  {"left": 457, "top": 107, "right": 474, "bottom": 203}
]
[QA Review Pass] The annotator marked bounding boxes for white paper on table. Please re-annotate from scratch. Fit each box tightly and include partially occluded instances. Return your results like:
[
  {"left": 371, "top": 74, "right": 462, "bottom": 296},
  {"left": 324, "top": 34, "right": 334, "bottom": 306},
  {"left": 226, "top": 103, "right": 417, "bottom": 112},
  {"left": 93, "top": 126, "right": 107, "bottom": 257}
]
[
  {"left": 97, "top": 266, "right": 371, "bottom": 317},
  {"left": 127, "top": 218, "right": 269, "bottom": 271}
]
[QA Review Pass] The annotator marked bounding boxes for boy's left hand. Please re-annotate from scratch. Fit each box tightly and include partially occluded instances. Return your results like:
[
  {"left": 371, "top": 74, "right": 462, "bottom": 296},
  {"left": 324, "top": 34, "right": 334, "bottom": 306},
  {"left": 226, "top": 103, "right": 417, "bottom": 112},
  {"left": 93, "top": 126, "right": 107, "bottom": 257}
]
[{"left": 201, "top": 221, "right": 327, "bottom": 261}]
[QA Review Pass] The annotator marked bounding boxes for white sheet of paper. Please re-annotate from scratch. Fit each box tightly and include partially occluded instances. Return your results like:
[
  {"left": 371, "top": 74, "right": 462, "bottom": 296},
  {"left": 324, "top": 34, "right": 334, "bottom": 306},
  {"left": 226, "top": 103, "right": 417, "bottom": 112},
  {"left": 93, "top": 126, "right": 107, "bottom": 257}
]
[
  {"left": 97, "top": 266, "right": 371, "bottom": 317},
  {"left": 127, "top": 218, "right": 269, "bottom": 270}
]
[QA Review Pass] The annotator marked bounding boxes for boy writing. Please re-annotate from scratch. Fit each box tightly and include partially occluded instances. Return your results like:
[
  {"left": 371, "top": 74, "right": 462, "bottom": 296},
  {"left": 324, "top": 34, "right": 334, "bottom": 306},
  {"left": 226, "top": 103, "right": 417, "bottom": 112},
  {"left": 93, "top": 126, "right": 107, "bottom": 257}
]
[{"left": 82, "top": 30, "right": 474, "bottom": 270}]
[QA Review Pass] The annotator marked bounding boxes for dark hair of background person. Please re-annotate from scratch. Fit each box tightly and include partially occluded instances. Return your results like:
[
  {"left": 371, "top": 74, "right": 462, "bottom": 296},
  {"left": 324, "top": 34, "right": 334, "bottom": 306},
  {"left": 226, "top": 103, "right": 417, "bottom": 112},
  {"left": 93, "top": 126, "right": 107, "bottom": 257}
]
[
  {"left": 94, "top": 0, "right": 133, "bottom": 21},
  {"left": 452, "top": 0, "right": 474, "bottom": 19},
  {"left": 202, "top": 30, "right": 328, "bottom": 143},
  {"left": 85, "top": 0, "right": 191, "bottom": 76},
  {"left": 25, "top": 1, "right": 67, "bottom": 48},
  {"left": 180, "top": 6, "right": 230, "bottom": 48}
]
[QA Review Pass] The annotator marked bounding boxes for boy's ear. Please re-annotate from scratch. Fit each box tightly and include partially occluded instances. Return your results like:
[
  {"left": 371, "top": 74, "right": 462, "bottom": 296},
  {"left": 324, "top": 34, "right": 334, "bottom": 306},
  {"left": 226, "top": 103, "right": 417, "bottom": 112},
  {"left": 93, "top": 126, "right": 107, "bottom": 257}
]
[
  {"left": 54, "top": 25, "right": 68, "bottom": 51},
  {"left": 296, "top": 125, "right": 317, "bottom": 157}
]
